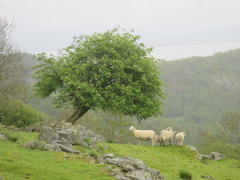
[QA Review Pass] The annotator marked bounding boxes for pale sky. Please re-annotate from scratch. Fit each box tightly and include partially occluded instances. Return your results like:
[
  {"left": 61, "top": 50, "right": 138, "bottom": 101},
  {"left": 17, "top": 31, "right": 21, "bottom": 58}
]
[{"left": 1, "top": 0, "right": 240, "bottom": 60}]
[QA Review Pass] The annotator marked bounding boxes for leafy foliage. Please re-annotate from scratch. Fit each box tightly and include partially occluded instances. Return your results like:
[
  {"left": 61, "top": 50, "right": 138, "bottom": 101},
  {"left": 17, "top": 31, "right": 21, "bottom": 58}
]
[
  {"left": 220, "top": 110, "right": 240, "bottom": 144},
  {"left": 160, "top": 48, "right": 240, "bottom": 123},
  {"left": 0, "top": 98, "right": 40, "bottom": 128},
  {"left": 199, "top": 110, "right": 240, "bottom": 160},
  {"left": 155, "top": 48, "right": 240, "bottom": 145},
  {"left": 0, "top": 15, "right": 28, "bottom": 100},
  {"left": 33, "top": 28, "right": 164, "bottom": 122},
  {"left": 179, "top": 170, "right": 192, "bottom": 180}
]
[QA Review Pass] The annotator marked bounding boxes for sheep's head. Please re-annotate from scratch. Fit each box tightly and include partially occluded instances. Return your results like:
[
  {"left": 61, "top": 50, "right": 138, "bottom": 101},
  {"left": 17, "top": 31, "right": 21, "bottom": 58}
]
[
  {"left": 182, "top": 132, "right": 186, "bottom": 136},
  {"left": 129, "top": 126, "right": 135, "bottom": 131},
  {"left": 166, "top": 127, "right": 172, "bottom": 131}
]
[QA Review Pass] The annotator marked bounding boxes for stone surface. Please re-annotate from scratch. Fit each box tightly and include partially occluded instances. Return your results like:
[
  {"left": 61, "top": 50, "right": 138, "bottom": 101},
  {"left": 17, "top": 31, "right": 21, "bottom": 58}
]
[
  {"left": 186, "top": 145, "right": 225, "bottom": 161},
  {"left": 210, "top": 152, "right": 224, "bottom": 161},
  {"left": 97, "top": 154, "right": 165, "bottom": 180},
  {"left": 37, "top": 121, "right": 106, "bottom": 149},
  {"left": 38, "top": 126, "right": 60, "bottom": 143},
  {"left": 21, "top": 140, "right": 45, "bottom": 150},
  {"left": 21, "top": 140, "right": 80, "bottom": 154},
  {"left": 0, "top": 134, "right": 8, "bottom": 141}
]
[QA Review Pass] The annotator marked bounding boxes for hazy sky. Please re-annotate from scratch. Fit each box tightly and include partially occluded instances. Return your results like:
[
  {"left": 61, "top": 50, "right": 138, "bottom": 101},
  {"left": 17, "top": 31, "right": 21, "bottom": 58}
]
[{"left": 1, "top": 0, "right": 240, "bottom": 60}]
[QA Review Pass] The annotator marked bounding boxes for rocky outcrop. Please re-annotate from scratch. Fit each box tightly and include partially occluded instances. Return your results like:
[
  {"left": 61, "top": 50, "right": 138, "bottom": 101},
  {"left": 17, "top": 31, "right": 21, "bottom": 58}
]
[
  {"left": 21, "top": 140, "right": 80, "bottom": 154},
  {"left": 186, "top": 145, "right": 225, "bottom": 161},
  {"left": 97, "top": 154, "right": 165, "bottom": 180},
  {"left": 22, "top": 121, "right": 106, "bottom": 153},
  {"left": 37, "top": 121, "right": 106, "bottom": 149}
]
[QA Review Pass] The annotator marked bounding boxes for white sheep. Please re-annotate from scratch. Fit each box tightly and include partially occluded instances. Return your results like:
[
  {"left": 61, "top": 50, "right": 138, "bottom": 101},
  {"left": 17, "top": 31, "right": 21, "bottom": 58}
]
[
  {"left": 160, "top": 127, "right": 176, "bottom": 146},
  {"left": 129, "top": 126, "right": 156, "bottom": 146},
  {"left": 175, "top": 132, "right": 186, "bottom": 145},
  {"left": 153, "top": 127, "right": 172, "bottom": 146}
]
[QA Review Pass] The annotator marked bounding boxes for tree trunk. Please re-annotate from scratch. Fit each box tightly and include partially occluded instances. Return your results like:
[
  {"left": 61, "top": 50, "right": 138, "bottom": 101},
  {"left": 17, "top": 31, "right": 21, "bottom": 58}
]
[{"left": 66, "top": 106, "right": 90, "bottom": 124}]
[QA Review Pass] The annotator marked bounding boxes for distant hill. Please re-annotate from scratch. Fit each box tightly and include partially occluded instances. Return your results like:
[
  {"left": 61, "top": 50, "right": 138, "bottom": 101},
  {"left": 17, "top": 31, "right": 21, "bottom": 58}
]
[{"left": 153, "top": 48, "right": 240, "bottom": 145}]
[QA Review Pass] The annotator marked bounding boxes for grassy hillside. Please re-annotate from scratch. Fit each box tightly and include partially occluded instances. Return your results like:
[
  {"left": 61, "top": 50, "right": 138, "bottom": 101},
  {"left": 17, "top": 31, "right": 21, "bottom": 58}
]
[{"left": 0, "top": 127, "right": 240, "bottom": 180}]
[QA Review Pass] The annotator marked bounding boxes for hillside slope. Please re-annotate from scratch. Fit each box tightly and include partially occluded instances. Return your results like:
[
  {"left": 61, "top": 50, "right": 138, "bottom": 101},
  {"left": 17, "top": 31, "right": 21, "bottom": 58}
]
[
  {"left": 154, "top": 48, "right": 240, "bottom": 145},
  {"left": 0, "top": 127, "right": 240, "bottom": 180}
]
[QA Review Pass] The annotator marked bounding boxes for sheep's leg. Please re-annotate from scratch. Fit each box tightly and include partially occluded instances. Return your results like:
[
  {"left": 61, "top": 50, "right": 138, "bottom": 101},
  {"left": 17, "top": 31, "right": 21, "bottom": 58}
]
[
  {"left": 151, "top": 139, "right": 155, "bottom": 146},
  {"left": 162, "top": 140, "right": 165, "bottom": 147}
]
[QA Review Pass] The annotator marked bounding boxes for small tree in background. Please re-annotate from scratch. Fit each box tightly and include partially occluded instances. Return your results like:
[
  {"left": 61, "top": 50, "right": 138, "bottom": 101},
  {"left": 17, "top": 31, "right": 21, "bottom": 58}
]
[
  {"left": 0, "top": 13, "right": 27, "bottom": 100},
  {"left": 220, "top": 110, "right": 240, "bottom": 144},
  {"left": 198, "top": 110, "right": 240, "bottom": 160},
  {"left": 33, "top": 28, "right": 164, "bottom": 124}
]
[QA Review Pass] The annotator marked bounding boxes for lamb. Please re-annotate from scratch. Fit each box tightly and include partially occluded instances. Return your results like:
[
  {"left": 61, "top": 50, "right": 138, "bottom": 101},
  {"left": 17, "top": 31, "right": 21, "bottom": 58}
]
[
  {"left": 159, "top": 127, "right": 176, "bottom": 146},
  {"left": 153, "top": 127, "right": 172, "bottom": 146},
  {"left": 175, "top": 132, "right": 186, "bottom": 145},
  {"left": 153, "top": 135, "right": 161, "bottom": 146},
  {"left": 129, "top": 126, "right": 156, "bottom": 146}
]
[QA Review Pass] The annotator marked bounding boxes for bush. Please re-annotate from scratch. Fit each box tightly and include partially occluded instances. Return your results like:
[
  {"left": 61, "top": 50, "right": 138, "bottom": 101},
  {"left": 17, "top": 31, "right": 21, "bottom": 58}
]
[
  {"left": 179, "top": 170, "right": 192, "bottom": 180},
  {"left": 0, "top": 127, "right": 18, "bottom": 142},
  {"left": 88, "top": 151, "right": 98, "bottom": 159},
  {"left": 0, "top": 99, "right": 40, "bottom": 128}
]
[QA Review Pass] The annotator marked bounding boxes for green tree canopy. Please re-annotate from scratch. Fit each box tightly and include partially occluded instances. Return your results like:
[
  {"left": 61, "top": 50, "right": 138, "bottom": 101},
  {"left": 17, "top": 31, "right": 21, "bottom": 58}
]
[{"left": 33, "top": 28, "right": 164, "bottom": 124}]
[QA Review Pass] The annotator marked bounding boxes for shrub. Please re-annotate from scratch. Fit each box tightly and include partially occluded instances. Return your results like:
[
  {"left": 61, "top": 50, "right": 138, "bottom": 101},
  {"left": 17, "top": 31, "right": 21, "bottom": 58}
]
[
  {"left": 88, "top": 151, "right": 98, "bottom": 159},
  {"left": 0, "top": 98, "right": 40, "bottom": 128},
  {"left": 179, "top": 170, "right": 192, "bottom": 180},
  {"left": 0, "top": 127, "right": 18, "bottom": 142}
]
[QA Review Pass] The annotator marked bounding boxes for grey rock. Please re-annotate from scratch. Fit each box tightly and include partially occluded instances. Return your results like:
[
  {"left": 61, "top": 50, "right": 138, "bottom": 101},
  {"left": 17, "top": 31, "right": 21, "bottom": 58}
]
[
  {"left": 210, "top": 152, "right": 224, "bottom": 161},
  {"left": 130, "top": 158, "right": 147, "bottom": 169},
  {"left": 126, "top": 169, "right": 152, "bottom": 180},
  {"left": 97, "top": 154, "right": 165, "bottom": 180},
  {"left": 148, "top": 167, "right": 161, "bottom": 178},
  {"left": 199, "top": 154, "right": 211, "bottom": 160},
  {"left": 110, "top": 169, "right": 122, "bottom": 176},
  {"left": 186, "top": 145, "right": 225, "bottom": 161},
  {"left": 44, "top": 142, "right": 62, "bottom": 152},
  {"left": 106, "top": 154, "right": 114, "bottom": 158},
  {"left": 37, "top": 121, "right": 106, "bottom": 149},
  {"left": 186, "top": 145, "right": 200, "bottom": 156},
  {"left": 44, "top": 142, "right": 80, "bottom": 154},
  {"left": 0, "top": 134, "right": 8, "bottom": 141},
  {"left": 122, "top": 164, "right": 135, "bottom": 172},
  {"left": 201, "top": 175, "right": 216, "bottom": 180},
  {"left": 22, "top": 121, "right": 106, "bottom": 155},
  {"left": 21, "top": 140, "right": 45, "bottom": 150},
  {"left": 38, "top": 126, "right": 60, "bottom": 143},
  {"left": 116, "top": 174, "right": 131, "bottom": 180},
  {"left": 57, "top": 143, "right": 80, "bottom": 154}
]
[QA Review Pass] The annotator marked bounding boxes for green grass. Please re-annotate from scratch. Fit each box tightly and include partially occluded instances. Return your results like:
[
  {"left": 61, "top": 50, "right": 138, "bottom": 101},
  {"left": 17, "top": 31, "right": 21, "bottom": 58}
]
[
  {"left": 103, "top": 143, "right": 240, "bottom": 180},
  {"left": 0, "top": 127, "right": 240, "bottom": 180},
  {"left": 0, "top": 127, "right": 113, "bottom": 180}
]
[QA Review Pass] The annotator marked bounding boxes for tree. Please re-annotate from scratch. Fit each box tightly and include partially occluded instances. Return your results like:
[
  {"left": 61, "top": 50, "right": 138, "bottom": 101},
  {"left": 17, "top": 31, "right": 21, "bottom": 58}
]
[
  {"left": 33, "top": 28, "right": 164, "bottom": 124},
  {"left": 0, "top": 14, "right": 27, "bottom": 100},
  {"left": 220, "top": 110, "right": 240, "bottom": 144}
]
